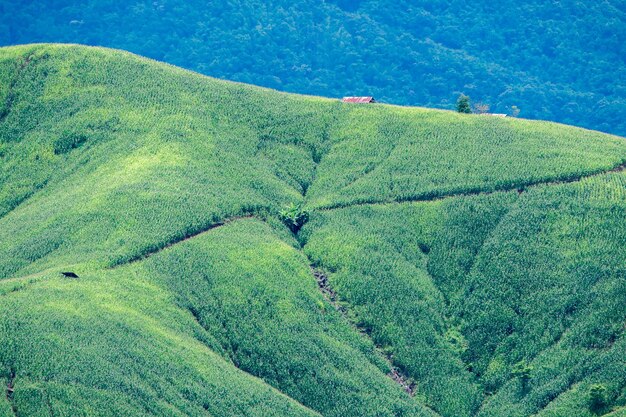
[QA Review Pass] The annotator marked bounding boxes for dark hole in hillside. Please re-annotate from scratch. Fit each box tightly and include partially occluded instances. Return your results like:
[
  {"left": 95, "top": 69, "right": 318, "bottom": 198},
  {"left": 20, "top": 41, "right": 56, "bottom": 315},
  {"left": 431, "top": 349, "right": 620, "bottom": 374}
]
[
  {"left": 564, "top": 302, "right": 577, "bottom": 316},
  {"left": 388, "top": 368, "right": 416, "bottom": 396},
  {"left": 61, "top": 271, "right": 79, "bottom": 278},
  {"left": 418, "top": 242, "right": 430, "bottom": 254},
  {"left": 6, "top": 367, "right": 15, "bottom": 408},
  {"left": 279, "top": 204, "right": 309, "bottom": 234},
  {"left": 310, "top": 146, "right": 323, "bottom": 164},
  {"left": 300, "top": 181, "right": 310, "bottom": 196}
]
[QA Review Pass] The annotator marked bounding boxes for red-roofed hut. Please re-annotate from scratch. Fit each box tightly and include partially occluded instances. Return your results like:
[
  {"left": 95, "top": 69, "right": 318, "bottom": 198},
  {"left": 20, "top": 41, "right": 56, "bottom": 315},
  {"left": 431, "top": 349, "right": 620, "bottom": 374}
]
[{"left": 342, "top": 96, "right": 376, "bottom": 104}]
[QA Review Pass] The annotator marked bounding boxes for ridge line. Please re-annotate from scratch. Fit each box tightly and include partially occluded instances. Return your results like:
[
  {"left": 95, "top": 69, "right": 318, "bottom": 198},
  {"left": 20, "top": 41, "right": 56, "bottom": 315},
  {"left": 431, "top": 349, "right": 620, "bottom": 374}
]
[
  {"left": 115, "top": 207, "right": 439, "bottom": 413},
  {"left": 108, "top": 213, "right": 259, "bottom": 269},
  {"left": 314, "top": 161, "right": 626, "bottom": 211}
]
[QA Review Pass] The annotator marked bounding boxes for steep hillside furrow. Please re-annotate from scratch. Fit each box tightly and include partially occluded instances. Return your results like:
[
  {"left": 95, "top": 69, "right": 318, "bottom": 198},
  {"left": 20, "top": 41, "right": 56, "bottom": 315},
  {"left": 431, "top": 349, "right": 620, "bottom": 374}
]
[
  {"left": 430, "top": 194, "right": 521, "bottom": 399},
  {"left": 310, "top": 267, "right": 420, "bottom": 398},
  {"left": 5, "top": 370, "right": 16, "bottom": 417},
  {"left": 123, "top": 212, "right": 434, "bottom": 413},
  {"left": 473, "top": 274, "right": 622, "bottom": 417},
  {"left": 139, "top": 217, "right": 438, "bottom": 417}
]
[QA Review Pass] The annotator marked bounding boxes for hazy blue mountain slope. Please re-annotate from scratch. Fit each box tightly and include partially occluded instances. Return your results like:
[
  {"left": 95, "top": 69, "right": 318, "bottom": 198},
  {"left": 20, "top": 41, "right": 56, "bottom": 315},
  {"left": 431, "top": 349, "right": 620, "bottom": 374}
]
[{"left": 1, "top": 0, "right": 625, "bottom": 135}]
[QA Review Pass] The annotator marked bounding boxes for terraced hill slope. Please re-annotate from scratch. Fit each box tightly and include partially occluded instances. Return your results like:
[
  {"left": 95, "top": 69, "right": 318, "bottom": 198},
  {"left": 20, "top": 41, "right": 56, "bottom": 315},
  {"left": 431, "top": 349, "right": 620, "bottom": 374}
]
[{"left": 0, "top": 44, "right": 625, "bottom": 417}]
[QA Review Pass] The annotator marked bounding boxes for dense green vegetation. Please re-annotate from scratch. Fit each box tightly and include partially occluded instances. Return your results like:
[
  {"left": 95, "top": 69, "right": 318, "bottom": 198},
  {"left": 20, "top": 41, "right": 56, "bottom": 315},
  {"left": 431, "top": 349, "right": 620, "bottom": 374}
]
[
  {"left": 1, "top": 0, "right": 625, "bottom": 136},
  {"left": 302, "top": 173, "right": 626, "bottom": 417},
  {"left": 0, "top": 44, "right": 625, "bottom": 416}
]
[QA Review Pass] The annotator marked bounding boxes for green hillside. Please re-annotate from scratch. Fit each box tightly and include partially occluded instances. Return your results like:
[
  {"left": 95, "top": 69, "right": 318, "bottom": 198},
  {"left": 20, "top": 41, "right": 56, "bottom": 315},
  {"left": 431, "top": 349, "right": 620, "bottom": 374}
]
[{"left": 0, "top": 44, "right": 625, "bottom": 417}]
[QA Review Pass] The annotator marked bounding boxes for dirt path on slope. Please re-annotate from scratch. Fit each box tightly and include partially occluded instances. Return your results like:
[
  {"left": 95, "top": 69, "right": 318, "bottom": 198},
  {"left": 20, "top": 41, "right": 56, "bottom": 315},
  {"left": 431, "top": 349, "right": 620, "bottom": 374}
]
[
  {"left": 6, "top": 369, "right": 16, "bottom": 417},
  {"left": 316, "top": 162, "right": 626, "bottom": 211},
  {"left": 111, "top": 214, "right": 256, "bottom": 267},
  {"left": 311, "top": 267, "right": 417, "bottom": 397}
]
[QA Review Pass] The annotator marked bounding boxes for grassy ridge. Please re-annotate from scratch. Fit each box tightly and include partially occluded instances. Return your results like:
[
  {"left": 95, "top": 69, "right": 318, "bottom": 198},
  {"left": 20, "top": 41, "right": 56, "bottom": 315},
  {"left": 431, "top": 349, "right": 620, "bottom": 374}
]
[
  {"left": 307, "top": 105, "right": 626, "bottom": 209},
  {"left": 0, "top": 44, "right": 625, "bottom": 416},
  {"left": 302, "top": 172, "right": 626, "bottom": 417},
  {"left": 145, "top": 218, "right": 435, "bottom": 417},
  {"left": 0, "top": 265, "right": 320, "bottom": 416},
  {"left": 0, "top": 44, "right": 317, "bottom": 278},
  {"left": 1, "top": 44, "right": 624, "bottom": 279},
  {"left": 301, "top": 193, "right": 517, "bottom": 416},
  {"left": 463, "top": 172, "right": 626, "bottom": 417}
]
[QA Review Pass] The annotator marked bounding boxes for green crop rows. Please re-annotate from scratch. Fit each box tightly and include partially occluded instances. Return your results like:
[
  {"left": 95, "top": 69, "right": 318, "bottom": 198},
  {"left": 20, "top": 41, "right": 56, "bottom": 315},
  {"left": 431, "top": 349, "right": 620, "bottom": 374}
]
[{"left": 0, "top": 44, "right": 625, "bottom": 417}]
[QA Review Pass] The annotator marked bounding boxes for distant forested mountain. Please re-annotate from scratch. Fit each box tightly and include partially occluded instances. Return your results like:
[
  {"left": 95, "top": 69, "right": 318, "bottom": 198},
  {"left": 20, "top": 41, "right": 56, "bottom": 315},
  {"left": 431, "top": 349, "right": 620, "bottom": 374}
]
[{"left": 1, "top": 0, "right": 625, "bottom": 135}]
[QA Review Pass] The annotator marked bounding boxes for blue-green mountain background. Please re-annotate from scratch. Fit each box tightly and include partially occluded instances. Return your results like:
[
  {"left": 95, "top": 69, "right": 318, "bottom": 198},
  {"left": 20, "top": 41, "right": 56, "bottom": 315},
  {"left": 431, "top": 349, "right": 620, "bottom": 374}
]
[{"left": 1, "top": 0, "right": 625, "bottom": 136}]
